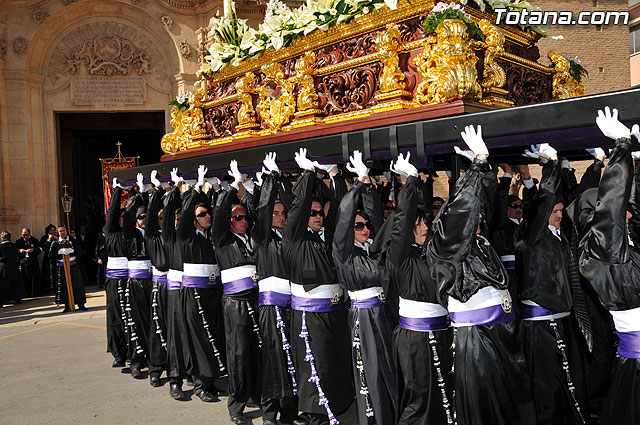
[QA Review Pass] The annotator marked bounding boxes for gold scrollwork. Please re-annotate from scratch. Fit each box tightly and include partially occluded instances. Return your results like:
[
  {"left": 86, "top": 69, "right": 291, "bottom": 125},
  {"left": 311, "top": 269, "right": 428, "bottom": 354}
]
[
  {"left": 295, "top": 51, "right": 320, "bottom": 114},
  {"left": 413, "top": 18, "right": 482, "bottom": 105},
  {"left": 235, "top": 72, "right": 259, "bottom": 130},
  {"left": 478, "top": 19, "right": 506, "bottom": 91},
  {"left": 376, "top": 24, "right": 406, "bottom": 94},
  {"left": 257, "top": 62, "right": 297, "bottom": 131},
  {"left": 161, "top": 106, "right": 187, "bottom": 154},
  {"left": 548, "top": 50, "right": 585, "bottom": 100}
]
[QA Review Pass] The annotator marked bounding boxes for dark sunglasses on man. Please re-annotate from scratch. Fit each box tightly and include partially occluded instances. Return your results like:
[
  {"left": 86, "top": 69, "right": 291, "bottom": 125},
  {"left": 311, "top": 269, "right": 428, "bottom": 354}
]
[
  {"left": 354, "top": 222, "right": 372, "bottom": 231},
  {"left": 137, "top": 215, "right": 146, "bottom": 220},
  {"left": 509, "top": 203, "right": 523, "bottom": 210},
  {"left": 196, "top": 211, "right": 211, "bottom": 218},
  {"left": 232, "top": 215, "right": 249, "bottom": 222},
  {"left": 384, "top": 205, "right": 395, "bottom": 211},
  {"left": 309, "top": 209, "right": 325, "bottom": 217}
]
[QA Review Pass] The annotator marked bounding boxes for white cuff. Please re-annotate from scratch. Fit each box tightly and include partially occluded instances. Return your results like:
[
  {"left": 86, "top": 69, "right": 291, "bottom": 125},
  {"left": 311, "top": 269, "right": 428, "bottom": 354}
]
[{"left": 523, "top": 178, "right": 534, "bottom": 189}]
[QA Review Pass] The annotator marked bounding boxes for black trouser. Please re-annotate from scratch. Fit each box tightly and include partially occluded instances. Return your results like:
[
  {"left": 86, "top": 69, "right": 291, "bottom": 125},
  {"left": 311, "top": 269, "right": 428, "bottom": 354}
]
[{"left": 261, "top": 398, "right": 298, "bottom": 422}]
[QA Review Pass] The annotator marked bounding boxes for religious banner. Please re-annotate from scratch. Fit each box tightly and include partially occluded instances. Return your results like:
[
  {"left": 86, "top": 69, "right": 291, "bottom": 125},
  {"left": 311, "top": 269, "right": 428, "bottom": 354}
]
[{"left": 100, "top": 142, "right": 139, "bottom": 215}]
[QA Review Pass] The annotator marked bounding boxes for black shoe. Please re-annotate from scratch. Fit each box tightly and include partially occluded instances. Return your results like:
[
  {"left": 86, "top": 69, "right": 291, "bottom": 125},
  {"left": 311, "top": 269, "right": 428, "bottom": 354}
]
[
  {"left": 247, "top": 401, "right": 258, "bottom": 408},
  {"left": 215, "top": 387, "right": 229, "bottom": 397},
  {"left": 262, "top": 421, "right": 277, "bottom": 425},
  {"left": 62, "top": 308, "right": 70, "bottom": 313},
  {"left": 292, "top": 418, "right": 307, "bottom": 425},
  {"left": 169, "top": 383, "right": 184, "bottom": 400},
  {"left": 131, "top": 368, "right": 143, "bottom": 379},
  {"left": 197, "top": 390, "right": 217, "bottom": 402},
  {"left": 150, "top": 375, "right": 161, "bottom": 387},
  {"left": 230, "top": 414, "right": 247, "bottom": 424},
  {"left": 112, "top": 359, "right": 126, "bottom": 368},
  {"left": 78, "top": 305, "right": 88, "bottom": 311}
]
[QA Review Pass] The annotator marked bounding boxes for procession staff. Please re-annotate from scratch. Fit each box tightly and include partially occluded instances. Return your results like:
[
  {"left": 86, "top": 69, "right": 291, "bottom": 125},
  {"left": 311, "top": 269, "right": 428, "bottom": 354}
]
[
  {"left": 105, "top": 180, "right": 130, "bottom": 367},
  {"left": 212, "top": 160, "right": 261, "bottom": 425},
  {"left": 567, "top": 107, "right": 640, "bottom": 425},
  {"left": 122, "top": 175, "right": 153, "bottom": 379},
  {"left": 144, "top": 171, "right": 170, "bottom": 388},
  {"left": 163, "top": 168, "right": 187, "bottom": 400},
  {"left": 178, "top": 165, "right": 226, "bottom": 403},
  {"left": 381, "top": 152, "right": 452, "bottom": 425},
  {"left": 49, "top": 225, "right": 87, "bottom": 312},
  {"left": 425, "top": 126, "right": 536, "bottom": 425},
  {"left": 514, "top": 143, "right": 589, "bottom": 425},
  {"left": 252, "top": 153, "right": 301, "bottom": 425},
  {"left": 283, "top": 148, "right": 353, "bottom": 425},
  {"left": 333, "top": 150, "right": 397, "bottom": 425}
]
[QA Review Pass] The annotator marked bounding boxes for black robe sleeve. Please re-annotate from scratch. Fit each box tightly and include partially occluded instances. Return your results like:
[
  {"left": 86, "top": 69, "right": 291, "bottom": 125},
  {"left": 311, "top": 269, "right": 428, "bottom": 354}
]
[
  {"left": 253, "top": 172, "right": 279, "bottom": 248},
  {"left": 212, "top": 186, "right": 239, "bottom": 248},
  {"left": 518, "top": 160, "right": 561, "bottom": 246},
  {"left": 104, "top": 187, "right": 123, "bottom": 236},
  {"left": 177, "top": 188, "right": 198, "bottom": 242},
  {"left": 332, "top": 181, "right": 363, "bottom": 267},
  {"left": 162, "top": 185, "right": 181, "bottom": 244},
  {"left": 145, "top": 189, "right": 163, "bottom": 236},
  {"left": 284, "top": 170, "right": 315, "bottom": 244}
]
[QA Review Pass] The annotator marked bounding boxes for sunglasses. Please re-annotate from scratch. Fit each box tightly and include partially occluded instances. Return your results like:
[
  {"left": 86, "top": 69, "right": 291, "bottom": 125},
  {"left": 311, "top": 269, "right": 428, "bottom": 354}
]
[
  {"left": 384, "top": 206, "right": 395, "bottom": 211},
  {"left": 354, "top": 222, "right": 372, "bottom": 231},
  {"left": 509, "top": 203, "right": 523, "bottom": 210},
  {"left": 433, "top": 204, "right": 443, "bottom": 210},
  {"left": 196, "top": 211, "right": 210, "bottom": 218},
  {"left": 232, "top": 215, "right": 248, "bottom": 222},
  {"left": 137, "top": 215, "right": 146, "bottom": 220},
  {"left": 310, "top": 209, "right": 325, "bottom": 218}
]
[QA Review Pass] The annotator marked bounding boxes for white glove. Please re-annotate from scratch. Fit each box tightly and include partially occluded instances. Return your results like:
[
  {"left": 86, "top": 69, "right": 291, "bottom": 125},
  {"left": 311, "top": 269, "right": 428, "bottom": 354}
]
[
  {"left": 220, "top": 180, "right": 230, "bottom": 191},
  {"left": 313, "top": 161, "right": 337, "bottom": 173},
  {"left": 58, "top": 247, "right": 75, "bottom": 255},
  {"left": 206, "top": 176, "right": 220, "bottom": 187},
  {"left": 632, "top": 124, "right": 639, "bottom": 142},
  {"left": 136, "top": 173, "right": 146, "bottom": 192},
  {"left": 345, "top": 150, "right": 369, "bottom": 178},
  {"left": 196, "top": 165, "right": 207, "bottom": 188},
  {"left": 454, "top": 146, "right": 475, "bottom": 161},
  {"left": 243, "top": 178, "right": 255, "bottom": 195},
  {"left": 294, "top": 148, "right": 315, "bottom": 171},
  {"left": 228, "top": 160, "right": 245, "bottom": 183},
  {"left": 255, "top": 167, "right": 268, "bottom": 187},
  {"left": 390, "top": 152, "right": 418, "bottom": 177},
  {"left": 522, "top": 147, "right": 541, "bottom": 160},
  {"left": 585, "top": 148, "right": 606, "bottom": 160},
  {"left": 538, "top": 143, "right": 557, "bottom": 159},
  {"left": 596, "top": 106, "right": 631, "bottom": 140},
  {"left": 170, "top": 167, "right": 183, "bottom": 185},
  {"left": 561, "top": 158, "right": 570, "bottom": 169},
  {"left": 460, "top": 125, "right": 489, "bottom": 157},
  {"left": 150, "top": 170, "right": 162, "bottom": 188},
  {"left": 112, "top": 177, "right": 123, "bottom": 189},
  {"left": 263, "top": 152, "right": 280, "bottom": 173},
  {"left": 632, "top": 151, "right": 640, "bottom": 159}
]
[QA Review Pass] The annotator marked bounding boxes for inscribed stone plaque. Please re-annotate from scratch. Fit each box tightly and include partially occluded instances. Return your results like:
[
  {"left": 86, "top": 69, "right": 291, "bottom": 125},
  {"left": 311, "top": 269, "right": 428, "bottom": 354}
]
[{"left": 71, "top": 76, "right": 146, "bottom": 107}]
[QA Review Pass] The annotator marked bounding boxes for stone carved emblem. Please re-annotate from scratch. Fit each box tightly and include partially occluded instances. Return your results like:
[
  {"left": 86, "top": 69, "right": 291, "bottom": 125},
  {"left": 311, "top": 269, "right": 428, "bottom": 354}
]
[
  {"left": 13, "top": 37, "right": 29, "bottom": 55},
  {"left": 179, "top": 41, "right": 192, "bottom": 58},
  {"left": 31, "top": 7, "right": 50, "bottom": 24},
  {"left": 161, "top": 16, "right": 173, "bottom": 31},
  {"left": 65, "top": 34, "right": 151, "bottom": 76}
]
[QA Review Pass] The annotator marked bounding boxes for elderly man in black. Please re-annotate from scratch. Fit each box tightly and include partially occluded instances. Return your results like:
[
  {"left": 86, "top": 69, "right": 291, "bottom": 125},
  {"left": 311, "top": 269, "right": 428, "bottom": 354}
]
[
  {"left": 253, "top": 153, "right": 301, "bottom": 425},
  {"left": 568, "top": 107, "right": 640, "bottom": 424},
  {"left": 212, "top": 160, "right": 262, "bottom": 425},
  {"left": 178, "top": 165, "right": 226, "bottom": 403},
  {"left": 15, "top": 228, "right": 42, "bottom": 298},
  {"left": 50, "top": 225, "right": 86, "bottom": 312},
  {"left": 1, "top": 231, "right": 25, "bottom": 307},
  {"left": 283, "top": 148, "right": 353, "bottom": 425},
  {"left": 425, "top": 126, "right": 535, "bottom": 425}
]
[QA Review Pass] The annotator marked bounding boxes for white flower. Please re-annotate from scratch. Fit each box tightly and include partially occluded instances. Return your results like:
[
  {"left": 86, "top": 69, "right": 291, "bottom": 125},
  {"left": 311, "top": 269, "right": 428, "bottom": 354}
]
[
  {"left": 329, "top": 8, "right": 337, "bottom": 15},
  {"left": 383, "top": 0, "right": 397, "bottom": 10}
]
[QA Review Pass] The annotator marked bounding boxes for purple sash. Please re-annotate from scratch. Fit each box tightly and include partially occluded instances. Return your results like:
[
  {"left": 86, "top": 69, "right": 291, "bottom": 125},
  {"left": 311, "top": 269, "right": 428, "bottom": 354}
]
[
  {"left": 167, "top": 280, "right": 182, "bottom": 290},
  {"left": 291, "top": 295, "right": 340, "bottom": 313},
  {"left": 182, "top": 275, "right": 216, "bottom": 289},
  {"left": 106, "top": 269, "right": 128, "bottom": 279},
  {"left": 129, "top": 269, "right": 151, "bottom": 279},
  {"left": 259, "top": 291, "right": 291, "bottom": 307},
  {"left": 502, "top": 260, "right": 515, "bottom": 270},
  {"left": 57, "top": 259, "right": 77, "bottom": 267},
  {"left": 449, "top": 304, "right": 514, "bottom": 326},
  {"left": 399, "top": 315, "right": 449, "bottom": 332},
  {"left": 223, "top": 276, "right": 258, "bottom": 295},
  {"left": 350, "top": 296, "right": 383, "bottom": 309},
  {"left": 617, "top": 330, "right": 640, "bottom": 359},
  {"left": 520, "top": 303, "right": 554, "bottom": 319},
  {"left": 152, "top": 274, "right": 168, "bottom": 284}
]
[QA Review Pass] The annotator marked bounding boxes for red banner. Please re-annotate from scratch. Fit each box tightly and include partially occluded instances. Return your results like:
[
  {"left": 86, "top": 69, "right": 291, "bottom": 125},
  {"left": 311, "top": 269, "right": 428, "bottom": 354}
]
[{"left": 100, "top": 145, "right": 138, "bottom": 215}]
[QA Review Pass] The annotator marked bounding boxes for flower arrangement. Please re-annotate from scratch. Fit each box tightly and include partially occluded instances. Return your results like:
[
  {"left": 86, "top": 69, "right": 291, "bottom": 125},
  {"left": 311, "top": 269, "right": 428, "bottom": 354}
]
[
  {"left": 561, "top": 54, "right": 588, "bottom": 83},
  {"left": 169, "top": 92, "right": 191, "bottom": 110},
  {"left": 423, "top": 2, "right": 485, "bottom": 41}
]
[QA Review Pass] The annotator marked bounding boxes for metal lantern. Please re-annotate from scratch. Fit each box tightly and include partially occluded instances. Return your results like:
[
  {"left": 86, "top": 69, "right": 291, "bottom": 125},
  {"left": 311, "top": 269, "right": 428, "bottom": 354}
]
[{"left": 60, "top": 184, "right": 73, "bottom": 230}]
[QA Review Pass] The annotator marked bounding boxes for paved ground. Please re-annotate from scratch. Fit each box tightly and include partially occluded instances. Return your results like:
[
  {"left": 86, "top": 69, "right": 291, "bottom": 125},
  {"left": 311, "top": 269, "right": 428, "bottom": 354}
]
[{"left": 0, "top": 288, "right": 356, "bottom": 425}]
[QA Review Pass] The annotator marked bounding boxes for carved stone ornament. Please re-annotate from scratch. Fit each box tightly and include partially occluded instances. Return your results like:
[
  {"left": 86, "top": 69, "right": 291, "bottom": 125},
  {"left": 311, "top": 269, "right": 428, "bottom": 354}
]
[
  {"left": 161, "top": 16, "right": 173, "bottom": 31},
  {"left": 548, "top": 50, "right": 585, "bottom": 100},
  {"left": 413, "top": 18, "right": 481, "bottom": 105},
  {"left": 31, "top": 7, "right": 50, "bottom": 24},
  {"left": 13, "top": 37, "right": 29, "bottom": 55},
  {"left": 179, "top": 41, "right": 192, "bottom": 58},
  {"left": 257, "top": 62, "right": 296, "bottom": 131},
  {"left": 64, "top": 34, "right": 151, "bottom": 76},
  {"left": 0, "top": 39, "right": 6, "bottom": 61}
]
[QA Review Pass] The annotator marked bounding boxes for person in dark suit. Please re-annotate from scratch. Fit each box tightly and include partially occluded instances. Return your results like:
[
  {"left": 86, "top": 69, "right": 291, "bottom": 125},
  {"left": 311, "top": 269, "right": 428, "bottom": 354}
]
[
  {"left": 15, "top": 228, "right": 42, "bottom": 297},
  {"left": 1, "top": 231, "right": 26, "bottom": 307}
]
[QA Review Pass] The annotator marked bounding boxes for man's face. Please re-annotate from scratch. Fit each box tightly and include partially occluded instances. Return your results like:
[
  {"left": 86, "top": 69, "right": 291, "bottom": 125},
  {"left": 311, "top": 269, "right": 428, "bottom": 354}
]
[
  {"left": 354, "top": 214, "right": 371, "bottom": 244},
  {"left": 175, "top": 213, "right": 181, "bottom": 229},
  {"left": 432, "top": 200, "right": 443, "bottom": 218},
  {"left": 22, "top": 229, "right": 30, "bottom": 240},
  {"left": 413, "top": 217, "right": 429, "bottom": 246},
  {"left": 70, "top": 230, "right": 76, "bottom": 238},
  {"left": 136, "top": 213, "right": 146, "bottom": 229},
  {"left": 384, "top": 202, "right": 395, "bottom": 219},
  {"left": 231, "top": 205, "right": 249, "bottom": 235},
  {"left": 157, "top": 210, "right": 163, "bottom": 228},
  {"left": 194, "top": 206, "right": 211, "bottom": 230},
  {"left": 48, "top": 227, "right": 55, "bottom": 236},
  {"left": 549, "top": 202, "right": 564, "bottom": 230},
  {"left": 308, "top": 201, "right": 324, "bottom": 232},
  {"left": 119, "top": 212, "right": 124, "bottom": 228},
  {"left": 272, "top": 202, "right": 286, "bottom": 230},
  {"left": 627, "top": 210, "right": 633, "bottom": 231},
  {"left": 507, "top": 199, "right": 523, "bottom": 220},
  {"left": 58, "top": 227, "right": 68, "bottom": 239}
]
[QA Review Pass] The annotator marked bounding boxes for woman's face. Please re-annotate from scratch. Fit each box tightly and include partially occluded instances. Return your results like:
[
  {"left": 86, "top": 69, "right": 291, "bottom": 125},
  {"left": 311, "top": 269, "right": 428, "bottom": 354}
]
[
  {"left": 354, "top": 214, "right": 371, "bottom": 244},
  {"left": 413, "top": 217, "right": 428, "bottom": 246}
]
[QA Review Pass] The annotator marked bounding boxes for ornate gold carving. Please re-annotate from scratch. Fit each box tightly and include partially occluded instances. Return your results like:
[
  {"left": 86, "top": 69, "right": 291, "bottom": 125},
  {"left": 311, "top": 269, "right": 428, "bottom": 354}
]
[
  {"left": 235, "top": 72, "right": 258, "bottom": 130},
  {"left": 162, "top": 89, "right": 210, "bottom": 154},
  {"left": 295, "top": 51, "right": 320, "bottom": 116},
  {"left": 376, "top": 24, "right": 407, "bottom": 94},
  {"left": 65, "top": 34, "right": 151, "bottom": 76},
  {"left": 548, "top": 50, "right": 585, "bottom": 100},
  {"left": 413, "top": 19, "right": 481, "bottom": 105},
  {"left": 161, "top": 106, "right": 187, "bottom": 154},
  {"left": 257, "top": 63, "right": 296, "bottom": 131},
  {"left": 478, "top": 19, "right": 505, "bottom": 91},
  {"left": 499, "top": 51, "right": 552, "bottom": 74}
]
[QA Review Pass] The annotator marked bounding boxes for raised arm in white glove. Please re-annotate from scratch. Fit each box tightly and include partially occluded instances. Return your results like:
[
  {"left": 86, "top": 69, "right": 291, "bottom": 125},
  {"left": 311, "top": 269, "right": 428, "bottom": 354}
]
[
  {"left": 196, "top": 165, "right": 207, "bottom": 189},
  {"left": 632, "top": 124, "right": 639, "bottom": 142},
  {"left": 150, "top": 170, "right": 162, "bottom": 188},
  {"left": 294, "top": 148, "right": 316, "bottom": 171},
  {"left": 460, "top": 125, "right": 489, "bottom": 158},
  {"left": 346, "top": 150, "right": 369, "bottom": 178},
  {"left": 538, "top": 143, "right": 557, "bottom": 160},
  {"left": 255, "top": 167, "right": 268, "bottom": 187},
  {"left": 313, "top": 161, "right": 338, "bottom": 176},
  {"left": 454, "top": 146, "right": 475, "bottom": 161},
  {"left": 170, "top": 167, "right": 183, "bottom": 186},
  {"left": 390, "top": 152, "right": 418, "bottom": 177},
  {"left": 585, "top": 148, "right": 606, "bottom": 161},
  {"left": 137, "top": 173, "right": 146, "bottom": 192},
  {"left": 263, "top": 152, "right": 280, "bottom": 173},
  {"left": 596, "top": 106, "right": 631, "bottom": 140},
  {"left": 112, "top": 177, "right": 123, "bottom": 189}
]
